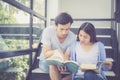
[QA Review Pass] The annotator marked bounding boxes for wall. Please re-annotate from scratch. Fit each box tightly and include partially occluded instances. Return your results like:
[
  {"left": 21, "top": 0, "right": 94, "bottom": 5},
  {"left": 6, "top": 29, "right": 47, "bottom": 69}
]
[
  {"left": 47, "top": 0, "right": 113, "bottom": 28},
  {"left": 46, "top": 0, "right": 60, "bottom": 27},
  {"left": 59, "top": 0, "right": 112, "bottom": 18}
]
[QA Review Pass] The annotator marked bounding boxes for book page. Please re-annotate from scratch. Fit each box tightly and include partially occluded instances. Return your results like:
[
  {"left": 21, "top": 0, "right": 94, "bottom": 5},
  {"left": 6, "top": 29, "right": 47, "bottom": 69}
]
[
  {"left": 80, "top": 64, "right": 97, "bottom": 70},
  {"left": 47, "top": 51, "right": 64, "bottom": 62},
  {"left": 80, "top": 64, "right": 101, "bottom": 73},
  {"left": 64, "top": 60, "right": 79, "bottom": 65},
  {"left": 46, "top": 51, "right": 64, "bottom": 66}
]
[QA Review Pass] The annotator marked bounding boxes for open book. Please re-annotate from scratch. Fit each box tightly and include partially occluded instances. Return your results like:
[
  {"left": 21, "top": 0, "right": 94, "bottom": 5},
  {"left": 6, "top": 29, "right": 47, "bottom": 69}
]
[
  {"left": 80, "top": 58, "right": 114, "bottom": 74},
  {"left": 80, "top": 64, "right": 99, "bottom": 73},
  {"left": 46, "top": 52, "right": 79, "bottom": 73}
]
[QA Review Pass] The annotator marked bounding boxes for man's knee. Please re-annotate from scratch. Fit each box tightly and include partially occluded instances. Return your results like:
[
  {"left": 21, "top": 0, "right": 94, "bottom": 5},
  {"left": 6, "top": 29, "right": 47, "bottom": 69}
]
[
  {"left": 49, "top": 65, "right": 61, "bottom": 80},
  {"left": 49, "top": 65, "right": 59, "bottom": 72}
]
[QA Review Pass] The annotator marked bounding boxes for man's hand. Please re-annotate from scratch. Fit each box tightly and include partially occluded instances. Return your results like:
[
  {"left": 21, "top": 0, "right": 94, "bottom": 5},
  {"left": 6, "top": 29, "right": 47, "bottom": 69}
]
[{"left": 57, "top": 66, "right": 67, "bottom": 72}]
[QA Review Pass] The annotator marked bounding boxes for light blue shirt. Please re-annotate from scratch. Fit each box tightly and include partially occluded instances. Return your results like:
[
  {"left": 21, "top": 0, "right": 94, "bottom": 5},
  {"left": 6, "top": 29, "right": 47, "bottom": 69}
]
[{"left": 70, "top": 41, "right": 107, "bottom": 80}]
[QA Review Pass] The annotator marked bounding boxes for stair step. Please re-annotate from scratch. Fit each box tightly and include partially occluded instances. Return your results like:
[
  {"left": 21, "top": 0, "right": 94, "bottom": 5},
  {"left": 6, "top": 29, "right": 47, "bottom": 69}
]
[{"left": 32, "top": 68, "right": 115, "bottom": 76}]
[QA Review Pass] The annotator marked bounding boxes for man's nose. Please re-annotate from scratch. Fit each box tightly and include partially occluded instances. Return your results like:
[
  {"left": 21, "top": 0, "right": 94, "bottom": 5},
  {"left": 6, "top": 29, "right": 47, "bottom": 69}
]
[{"left": 62, "top": 30, "right": 67, "bottom": 34}]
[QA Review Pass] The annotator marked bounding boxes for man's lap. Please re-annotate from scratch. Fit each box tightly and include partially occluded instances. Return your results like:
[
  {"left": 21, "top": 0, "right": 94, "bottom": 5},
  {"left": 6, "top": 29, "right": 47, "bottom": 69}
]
[{"left": 39, "top": 60, "right": 49, "bottom": 72}]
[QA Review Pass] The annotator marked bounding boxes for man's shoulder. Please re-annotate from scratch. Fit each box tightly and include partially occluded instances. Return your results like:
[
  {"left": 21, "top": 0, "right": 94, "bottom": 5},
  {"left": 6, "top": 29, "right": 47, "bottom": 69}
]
[
  {"left": 69, "top": 30, "right": 76, "bottom": 35},
  {"left": 44, "top": 27, "right": 55, "bottom": 31},
  {"left": 43, "top": 27, "right": 55, "bottom": 34},
  {"left": 68, "top": 30, "right": 76, "bottom": 39}
]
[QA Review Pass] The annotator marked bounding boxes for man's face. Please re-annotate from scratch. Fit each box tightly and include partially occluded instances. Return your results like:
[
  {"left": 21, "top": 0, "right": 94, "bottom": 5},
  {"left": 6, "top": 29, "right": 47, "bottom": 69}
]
[{"left": 56, "top": 22, "right": 71, "bottom": 39}]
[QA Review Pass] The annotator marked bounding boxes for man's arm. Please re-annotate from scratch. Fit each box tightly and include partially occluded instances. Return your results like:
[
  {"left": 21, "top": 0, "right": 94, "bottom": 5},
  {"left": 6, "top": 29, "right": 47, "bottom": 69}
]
[
  {"left": 43, "top": 44, "right": 65, "bottom": 59},
  {"left": 64, "top": 50, "right": 70, "bottom": 61},
  {"left": 42, "top": 44, "right": 54, "bottom": 59}
]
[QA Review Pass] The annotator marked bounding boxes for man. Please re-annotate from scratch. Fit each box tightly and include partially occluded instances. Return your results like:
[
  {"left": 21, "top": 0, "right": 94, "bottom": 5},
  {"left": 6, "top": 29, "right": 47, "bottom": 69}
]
[{"left": 39, "top": 12, "right": 76, "bottom": 80}]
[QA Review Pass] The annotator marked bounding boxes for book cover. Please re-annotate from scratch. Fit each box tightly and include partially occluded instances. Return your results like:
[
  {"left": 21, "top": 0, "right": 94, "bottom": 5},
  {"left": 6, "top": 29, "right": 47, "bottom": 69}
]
[{"left": 46, "top": 53, "right": 79, "bottom": 73}]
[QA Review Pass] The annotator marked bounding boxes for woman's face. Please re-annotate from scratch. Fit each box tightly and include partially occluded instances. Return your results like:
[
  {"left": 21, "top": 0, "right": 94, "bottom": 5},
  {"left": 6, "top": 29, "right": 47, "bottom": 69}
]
[{"left": 79, "top": 30, "right": 91, "bottom": 45}]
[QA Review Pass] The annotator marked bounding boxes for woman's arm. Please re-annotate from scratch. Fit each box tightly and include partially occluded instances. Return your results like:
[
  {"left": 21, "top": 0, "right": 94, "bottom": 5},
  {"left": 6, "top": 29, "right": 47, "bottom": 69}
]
[{"left": 98, "top": 42, "right": 112, "bottom": 70}]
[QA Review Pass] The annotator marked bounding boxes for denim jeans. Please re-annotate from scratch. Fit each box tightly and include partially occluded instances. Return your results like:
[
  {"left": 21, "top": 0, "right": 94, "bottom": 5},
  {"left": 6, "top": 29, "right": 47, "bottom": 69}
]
[
  {"left": 73, "top": 70, "right": 104, "bottom": 80},
  {"left": 39, "top": 60, "right": 49, "bottom": 72}
]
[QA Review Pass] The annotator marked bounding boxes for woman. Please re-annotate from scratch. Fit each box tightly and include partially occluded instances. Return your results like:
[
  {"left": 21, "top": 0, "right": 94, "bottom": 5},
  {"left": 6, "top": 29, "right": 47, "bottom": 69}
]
[{"left": 69, "top": 22, "right": 112, "bottom": 80}]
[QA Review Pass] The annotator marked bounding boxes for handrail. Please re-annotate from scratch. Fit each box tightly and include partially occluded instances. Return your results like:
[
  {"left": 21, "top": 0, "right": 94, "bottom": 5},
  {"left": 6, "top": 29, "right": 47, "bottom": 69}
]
[
  {"left": 0, "top": 48, "right": 38, "bottom": 59},
  {"left": 51, "top": 18, "right": 115, "bottom": 21}
]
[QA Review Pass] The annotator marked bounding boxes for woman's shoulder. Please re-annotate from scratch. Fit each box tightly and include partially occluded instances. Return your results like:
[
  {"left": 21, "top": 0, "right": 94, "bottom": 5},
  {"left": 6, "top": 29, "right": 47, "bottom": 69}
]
[{"left": 96, "top": 41, "right": 104, "bottom": 46}]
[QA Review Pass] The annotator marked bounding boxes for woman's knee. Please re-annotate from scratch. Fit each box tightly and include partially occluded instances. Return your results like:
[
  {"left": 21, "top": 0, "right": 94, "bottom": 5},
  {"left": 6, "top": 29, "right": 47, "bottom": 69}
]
[
  {"left": 84, "top": 70, "right": 95, "bottom": 78},
  {"left": 84, "top": 70, "right": 103, "bottom": 80}
]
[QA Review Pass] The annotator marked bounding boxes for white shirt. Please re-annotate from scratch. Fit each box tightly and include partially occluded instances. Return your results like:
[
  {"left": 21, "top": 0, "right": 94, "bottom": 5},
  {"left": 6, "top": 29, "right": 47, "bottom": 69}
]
[{"left": 75, "top": 42, "right": 99, "bottom": 75}]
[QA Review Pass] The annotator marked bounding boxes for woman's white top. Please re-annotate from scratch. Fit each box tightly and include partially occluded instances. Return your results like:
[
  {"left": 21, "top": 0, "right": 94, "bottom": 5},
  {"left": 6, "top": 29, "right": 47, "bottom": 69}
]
[{"left": 75, "top": 42, "right": 99, "bottom": 75}]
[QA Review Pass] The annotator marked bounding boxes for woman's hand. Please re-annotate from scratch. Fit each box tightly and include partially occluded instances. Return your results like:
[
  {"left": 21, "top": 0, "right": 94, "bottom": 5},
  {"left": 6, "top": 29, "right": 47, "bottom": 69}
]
[{"left": 103, "top": 61, "right": 112, "bottom": 70}]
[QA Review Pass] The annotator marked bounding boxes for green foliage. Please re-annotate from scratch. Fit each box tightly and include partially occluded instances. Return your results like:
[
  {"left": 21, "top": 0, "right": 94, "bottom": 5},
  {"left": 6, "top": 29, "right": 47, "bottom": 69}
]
[
  {"left": 0, "top": 72, "right": 19, "bottom": 80},
  {"left": 0, "top": 1, "right": 30, "bottom": 78},
  {"left": 4, "top": 39, "right": 29, "bottom": 69},
  {"left": 9, "top": 56, "right": 29, "bottom": 72},
  {"left": 5, "top": 39, "right": 29, "bottom": 50},
  {"left": 0, "top": 9, "right": 16, "bottom": 24},
  {"left": 0, "top": 39, "right": 29, "bottom": 80},
  {"left": 0, "top": 1, "right": 16, "bottom": 24},
  {"left": 0, "top": 0, "right": 42, "bottom": 79}
]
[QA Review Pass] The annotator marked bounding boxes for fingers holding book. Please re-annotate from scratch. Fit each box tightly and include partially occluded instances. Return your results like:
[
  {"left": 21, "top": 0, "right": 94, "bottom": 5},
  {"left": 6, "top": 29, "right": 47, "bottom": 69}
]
[
  {"left": 102, "top": 58, "right": 113, "bottom": 70},
  {"left": 57, "top": 66, "right": 67, "bottom": 72},
  {"left": 54, "top": 49, "right": 64, "bottom": 60},
  {"left": 102, "top": 61, "right": 113, "bottom": 70}
]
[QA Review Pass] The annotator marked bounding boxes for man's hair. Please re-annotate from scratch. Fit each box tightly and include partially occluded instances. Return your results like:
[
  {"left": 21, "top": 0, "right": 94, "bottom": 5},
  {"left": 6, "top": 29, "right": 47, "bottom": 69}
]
[
  {"left": 55, "top": 12, "right": 73, "bottom": 26},
  {"left": 77, "top": 22, "right": 97, "bottom": 43}
]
